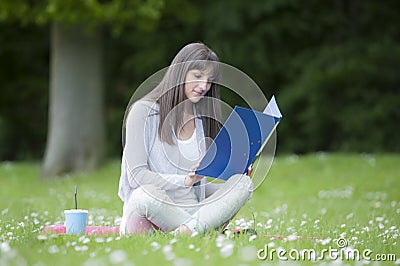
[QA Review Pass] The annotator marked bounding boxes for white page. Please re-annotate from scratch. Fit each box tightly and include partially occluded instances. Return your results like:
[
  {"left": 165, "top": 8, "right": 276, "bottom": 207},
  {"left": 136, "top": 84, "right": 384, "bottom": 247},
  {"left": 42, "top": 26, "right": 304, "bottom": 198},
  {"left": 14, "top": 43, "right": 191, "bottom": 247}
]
[{"left": 263, "top": 95, "right": 282, "bottom": 118}]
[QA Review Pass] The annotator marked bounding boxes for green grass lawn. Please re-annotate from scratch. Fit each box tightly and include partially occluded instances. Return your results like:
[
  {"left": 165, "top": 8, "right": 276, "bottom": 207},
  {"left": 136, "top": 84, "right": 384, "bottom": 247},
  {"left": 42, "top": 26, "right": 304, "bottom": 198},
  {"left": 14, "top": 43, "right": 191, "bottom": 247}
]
[{"left": 0, "top": 153, "right": 399, "bottom": 265}]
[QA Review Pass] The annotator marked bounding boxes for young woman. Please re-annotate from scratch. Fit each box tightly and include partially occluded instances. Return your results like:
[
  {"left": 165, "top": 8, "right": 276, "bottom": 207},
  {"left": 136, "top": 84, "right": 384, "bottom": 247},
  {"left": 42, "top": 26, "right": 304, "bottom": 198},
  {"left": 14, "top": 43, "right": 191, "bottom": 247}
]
[{"left": 118, "top": 43, "right": 253, "bottom": 235}]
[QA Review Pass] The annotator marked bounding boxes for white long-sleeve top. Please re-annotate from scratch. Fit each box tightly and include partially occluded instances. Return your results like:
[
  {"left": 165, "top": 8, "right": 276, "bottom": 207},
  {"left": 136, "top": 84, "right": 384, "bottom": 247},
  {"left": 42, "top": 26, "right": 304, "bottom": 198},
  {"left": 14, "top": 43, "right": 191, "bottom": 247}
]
[{"left": 118, "top": 100, "right": 219, "bottom": 206}]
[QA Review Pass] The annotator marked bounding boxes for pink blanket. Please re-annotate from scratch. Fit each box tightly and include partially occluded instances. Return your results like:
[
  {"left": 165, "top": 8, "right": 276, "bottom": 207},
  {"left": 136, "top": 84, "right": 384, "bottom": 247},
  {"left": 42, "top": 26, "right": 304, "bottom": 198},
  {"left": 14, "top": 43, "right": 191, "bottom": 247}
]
[{"left": 43, "top": 224, "right": 120, "bottom": 235}]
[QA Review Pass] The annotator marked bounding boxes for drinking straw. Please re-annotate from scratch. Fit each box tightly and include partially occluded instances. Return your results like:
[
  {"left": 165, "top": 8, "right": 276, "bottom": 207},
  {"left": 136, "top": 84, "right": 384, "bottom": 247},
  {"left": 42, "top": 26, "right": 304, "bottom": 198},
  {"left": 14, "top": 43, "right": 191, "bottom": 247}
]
[{"left": 74, "top": 186, "right": 78, "bottom": 209}]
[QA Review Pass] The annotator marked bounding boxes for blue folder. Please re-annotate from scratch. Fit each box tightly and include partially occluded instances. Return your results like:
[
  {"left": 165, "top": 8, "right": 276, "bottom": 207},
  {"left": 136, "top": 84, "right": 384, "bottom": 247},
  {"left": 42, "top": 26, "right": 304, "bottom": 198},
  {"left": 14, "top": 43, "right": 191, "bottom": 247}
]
[{"left": 195, "top": 96, "right": 282, "bottom": 180}]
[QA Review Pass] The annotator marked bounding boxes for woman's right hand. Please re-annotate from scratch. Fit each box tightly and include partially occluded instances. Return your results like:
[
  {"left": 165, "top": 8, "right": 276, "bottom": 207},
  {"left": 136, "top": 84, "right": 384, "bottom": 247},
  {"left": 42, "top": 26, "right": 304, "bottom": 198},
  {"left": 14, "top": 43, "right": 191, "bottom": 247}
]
[{"left": 184, "top": 163, "right": 204, "bottom": 187}]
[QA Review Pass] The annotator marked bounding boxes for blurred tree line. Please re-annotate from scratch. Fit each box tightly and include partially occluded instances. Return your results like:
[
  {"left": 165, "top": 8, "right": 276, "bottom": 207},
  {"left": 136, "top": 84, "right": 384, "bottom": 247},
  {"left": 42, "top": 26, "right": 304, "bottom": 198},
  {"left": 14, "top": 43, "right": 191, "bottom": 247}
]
[{"left": 0, "top": 0, "right": 399, "bottom": 163}]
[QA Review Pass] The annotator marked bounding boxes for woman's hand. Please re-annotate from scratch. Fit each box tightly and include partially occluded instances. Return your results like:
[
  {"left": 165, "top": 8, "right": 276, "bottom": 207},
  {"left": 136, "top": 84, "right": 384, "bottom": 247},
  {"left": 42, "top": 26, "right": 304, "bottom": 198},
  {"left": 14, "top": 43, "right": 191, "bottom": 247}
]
[
  {"left": 247, "top": 164, "right": 253, "bottom": 176},
  {"left": 184, "top": 163, "right": 204, "bottom": 187}
]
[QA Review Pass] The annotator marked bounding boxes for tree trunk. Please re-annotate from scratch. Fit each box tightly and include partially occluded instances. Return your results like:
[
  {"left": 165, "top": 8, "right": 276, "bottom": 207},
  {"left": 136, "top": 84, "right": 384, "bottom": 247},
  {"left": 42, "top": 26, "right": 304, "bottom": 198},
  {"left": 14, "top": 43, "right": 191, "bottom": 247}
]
[{"left": 42, "top": 22, "right": 105, "bottom": 177}]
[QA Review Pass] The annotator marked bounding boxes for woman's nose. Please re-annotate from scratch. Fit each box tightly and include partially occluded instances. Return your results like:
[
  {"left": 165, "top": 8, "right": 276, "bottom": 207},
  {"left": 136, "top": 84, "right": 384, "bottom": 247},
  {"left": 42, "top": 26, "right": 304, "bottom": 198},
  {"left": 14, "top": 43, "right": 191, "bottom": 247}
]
[{"left": 197, "top": 79, "right": 208, "bottom": 90}]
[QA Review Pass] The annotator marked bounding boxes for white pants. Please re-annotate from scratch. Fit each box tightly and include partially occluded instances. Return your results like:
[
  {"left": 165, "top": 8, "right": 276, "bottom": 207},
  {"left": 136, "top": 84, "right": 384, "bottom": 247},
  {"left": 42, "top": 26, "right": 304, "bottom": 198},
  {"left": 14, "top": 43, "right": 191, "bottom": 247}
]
[{"left": 120, "top": 174, "right": 253, "bottom": 235}]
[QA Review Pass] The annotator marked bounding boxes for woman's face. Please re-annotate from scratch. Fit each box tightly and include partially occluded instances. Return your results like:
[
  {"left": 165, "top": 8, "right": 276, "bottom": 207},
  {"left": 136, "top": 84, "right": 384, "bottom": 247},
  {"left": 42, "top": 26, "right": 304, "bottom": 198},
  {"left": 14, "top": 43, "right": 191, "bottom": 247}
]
[{"left": 184, "top": 68, "right": 213, "bottom": 103}]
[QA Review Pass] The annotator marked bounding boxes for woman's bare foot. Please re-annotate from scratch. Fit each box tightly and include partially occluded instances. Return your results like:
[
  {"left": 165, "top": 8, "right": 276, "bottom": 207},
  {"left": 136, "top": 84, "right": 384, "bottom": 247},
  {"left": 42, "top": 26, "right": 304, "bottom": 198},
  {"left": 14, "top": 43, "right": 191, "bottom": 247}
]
[{"left": 177, "top": 224, "right": 192, "bottom": 235}]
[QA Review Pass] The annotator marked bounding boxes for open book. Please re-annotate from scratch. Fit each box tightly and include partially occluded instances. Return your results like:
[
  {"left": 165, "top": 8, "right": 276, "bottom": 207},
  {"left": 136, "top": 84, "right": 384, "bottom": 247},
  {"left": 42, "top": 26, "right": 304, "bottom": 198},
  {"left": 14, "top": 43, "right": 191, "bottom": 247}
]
[{"left": 195, "top": 96, "right": 282, "bottom": 180}]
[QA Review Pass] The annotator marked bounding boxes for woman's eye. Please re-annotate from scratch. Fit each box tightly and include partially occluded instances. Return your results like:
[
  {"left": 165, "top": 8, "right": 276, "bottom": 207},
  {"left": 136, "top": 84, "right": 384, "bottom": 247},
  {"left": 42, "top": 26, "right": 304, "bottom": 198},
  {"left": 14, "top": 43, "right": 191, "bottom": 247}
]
[{"left": 194, "top": 74, "right": 202, "bottom": 79}]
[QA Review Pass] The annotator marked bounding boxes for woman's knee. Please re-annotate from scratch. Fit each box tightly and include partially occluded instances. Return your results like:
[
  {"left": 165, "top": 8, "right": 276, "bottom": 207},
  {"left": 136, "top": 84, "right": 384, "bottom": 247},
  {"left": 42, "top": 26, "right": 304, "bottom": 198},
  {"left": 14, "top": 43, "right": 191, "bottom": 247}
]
[
  {"left": 125, "top": 185, "right": 163, "bottom": 213},
  {"left": 121, "top": 185, "right": 166, "bottom": 236},
  {"left": 228, "top": 174, "right": 254, "bottom": 192}
]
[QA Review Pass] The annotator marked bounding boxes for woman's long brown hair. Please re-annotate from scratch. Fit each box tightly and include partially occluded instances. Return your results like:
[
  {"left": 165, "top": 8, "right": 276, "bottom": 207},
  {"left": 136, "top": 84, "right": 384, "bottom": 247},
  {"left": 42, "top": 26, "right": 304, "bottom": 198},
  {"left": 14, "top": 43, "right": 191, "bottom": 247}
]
[{"left": 142, "top": 43, "right": 222, "bottom": 145}]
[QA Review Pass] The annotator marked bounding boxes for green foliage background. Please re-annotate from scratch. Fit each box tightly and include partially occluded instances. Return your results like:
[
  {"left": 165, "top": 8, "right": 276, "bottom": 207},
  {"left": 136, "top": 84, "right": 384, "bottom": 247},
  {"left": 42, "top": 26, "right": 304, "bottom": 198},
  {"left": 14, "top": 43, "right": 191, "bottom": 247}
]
[{"left": 0, "top": 0, "right": 399, "bottom": 160}]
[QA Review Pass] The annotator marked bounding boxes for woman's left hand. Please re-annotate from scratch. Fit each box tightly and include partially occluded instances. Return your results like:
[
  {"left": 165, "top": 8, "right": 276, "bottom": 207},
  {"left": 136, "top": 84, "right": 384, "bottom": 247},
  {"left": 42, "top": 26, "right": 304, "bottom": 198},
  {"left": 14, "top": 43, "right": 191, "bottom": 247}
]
[{"left": 247, "top": 164, "right": 253, "bottom": 176}]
